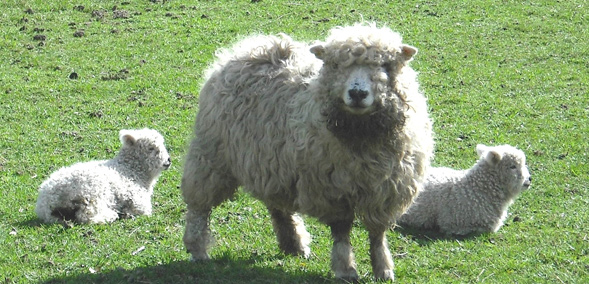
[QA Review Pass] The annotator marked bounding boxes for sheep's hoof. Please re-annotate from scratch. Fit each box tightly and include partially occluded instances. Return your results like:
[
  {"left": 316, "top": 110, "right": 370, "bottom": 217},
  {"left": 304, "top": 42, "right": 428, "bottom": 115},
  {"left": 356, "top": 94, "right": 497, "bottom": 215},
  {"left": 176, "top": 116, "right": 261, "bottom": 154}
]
[
  {"left": 284, "top": 245, "right": 311, "bottom": 259},
  {"left": 337, "top": 276, "right": 359, "bottom": 283},
  {"left": 302, "top": 247, "right": 311, "bottom": 259},
  {"left": 335, "top": 269, "right": 359, "bottom": 283},
  {"left": 189, "top": 253, "right": 211, "bottom": 262},
  {"left": 375, "top": 269, "right": 394, "bottom": 281}
]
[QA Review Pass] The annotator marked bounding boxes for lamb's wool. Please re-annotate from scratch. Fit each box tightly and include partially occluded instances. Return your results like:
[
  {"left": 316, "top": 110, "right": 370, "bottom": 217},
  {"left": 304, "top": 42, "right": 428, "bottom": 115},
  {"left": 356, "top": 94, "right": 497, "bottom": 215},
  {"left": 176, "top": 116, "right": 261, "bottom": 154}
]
[
  {"left": 181, "top": 23, "right": 434, "bottom": 281},
  {"left": 35, "top": 128, "right": 171, "bottom": 224},
  {"left": 398, "top": 144, "right": 532, "bottom": 235}
]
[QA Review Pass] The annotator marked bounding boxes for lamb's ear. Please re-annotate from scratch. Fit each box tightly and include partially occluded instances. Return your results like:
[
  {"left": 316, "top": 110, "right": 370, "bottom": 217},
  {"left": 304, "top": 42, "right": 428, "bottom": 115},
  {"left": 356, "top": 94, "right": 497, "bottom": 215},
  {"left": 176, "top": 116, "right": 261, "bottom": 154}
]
[
  {"left": 119, "top": 130, "right": 136, "bottom": 146},
  {"left": 476, "top": 144, "right": 488, "bottom": 156},
  {"left": 400, "top": 44, "right": 418, "bottom": 62},
  {"left": 484, "top": 149, "right": 503, "bottom": 166},
  {"left": 310, "top": 43, "right": 326, "bottom": 60}
]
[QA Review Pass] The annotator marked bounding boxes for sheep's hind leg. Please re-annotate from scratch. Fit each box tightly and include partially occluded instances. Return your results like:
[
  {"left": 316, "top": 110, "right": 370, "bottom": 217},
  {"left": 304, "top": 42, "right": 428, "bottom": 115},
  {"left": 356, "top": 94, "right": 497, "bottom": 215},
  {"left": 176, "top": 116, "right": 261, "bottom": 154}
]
[
  {"left": 329, "top": 219, "right": 359, "bottom": 281},
  {"left": 268, "top": 208, "right": 311, "bottom": 258},
  {"left": 367, "top": 226, "right": 395, "bottom": 281},
  {"left": 181, "top": 150, "right": 238, "bottom": 261},
  {"left": 183, "top": 208, "right": 213, "bottom": 260}
]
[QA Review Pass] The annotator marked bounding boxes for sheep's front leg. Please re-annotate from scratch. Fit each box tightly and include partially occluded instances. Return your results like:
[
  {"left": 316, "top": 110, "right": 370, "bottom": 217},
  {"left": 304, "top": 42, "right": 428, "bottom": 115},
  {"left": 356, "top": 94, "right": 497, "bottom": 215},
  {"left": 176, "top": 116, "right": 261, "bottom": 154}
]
[
  {"left": 329, "top": 219, "right": 358, "bottom": 281},
  {"left": 368, "top": 226, "right": 395, "bottom": 281}
]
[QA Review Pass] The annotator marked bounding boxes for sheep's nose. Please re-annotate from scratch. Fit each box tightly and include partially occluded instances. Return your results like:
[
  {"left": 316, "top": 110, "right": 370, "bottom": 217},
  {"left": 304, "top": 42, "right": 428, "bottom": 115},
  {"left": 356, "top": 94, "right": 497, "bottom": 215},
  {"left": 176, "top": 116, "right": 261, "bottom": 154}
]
[
  {"left": 163, "top": 157, "right": 172, "bottom": 169},
  {"left": 348, "top": 89, "right": 369, "bottom": 104},
  {"left": 523, "top": 176, "right": 532, "bottom": 188}
]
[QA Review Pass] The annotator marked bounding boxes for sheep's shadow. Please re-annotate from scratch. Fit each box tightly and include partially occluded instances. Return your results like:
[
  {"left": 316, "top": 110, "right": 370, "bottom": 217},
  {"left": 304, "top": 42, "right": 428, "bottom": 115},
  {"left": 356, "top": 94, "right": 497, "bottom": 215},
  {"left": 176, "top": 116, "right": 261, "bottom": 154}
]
[
  {"left": 41, "top": 255, "right": 334, "bottom": 284},
  {"left": 394, "top": 225, "right": 482, "bottom": 245},
  {"left": 13, "top": 216, "right": 44, "bottom": 228}
]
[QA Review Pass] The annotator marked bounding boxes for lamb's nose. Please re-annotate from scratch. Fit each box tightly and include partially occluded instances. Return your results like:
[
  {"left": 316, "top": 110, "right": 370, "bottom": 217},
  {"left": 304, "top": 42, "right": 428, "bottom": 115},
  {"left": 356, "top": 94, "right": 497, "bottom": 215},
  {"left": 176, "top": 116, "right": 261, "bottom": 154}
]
[
  {"left": 164, "top": 157, "right": 172, "bottom": 168},
  {"left": 348, "top": 89, "right": 369, "bottom": 103}
]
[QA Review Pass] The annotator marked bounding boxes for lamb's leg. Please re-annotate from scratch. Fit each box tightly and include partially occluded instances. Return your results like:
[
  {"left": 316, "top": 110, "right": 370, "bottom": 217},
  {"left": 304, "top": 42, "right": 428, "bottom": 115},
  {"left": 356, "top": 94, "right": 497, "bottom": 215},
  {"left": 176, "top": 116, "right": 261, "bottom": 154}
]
[
  {"left": 268, "top": 208, "right": 311, "bottom": 258},
  {"left": 181, "top": 148, "right": 238, "bottom": 261},
  {"left": 367, "top": 226, "right": 395, "bottom": 281},
  {"left": 329, "top": 219, "right": 358, "bottom": 281}
]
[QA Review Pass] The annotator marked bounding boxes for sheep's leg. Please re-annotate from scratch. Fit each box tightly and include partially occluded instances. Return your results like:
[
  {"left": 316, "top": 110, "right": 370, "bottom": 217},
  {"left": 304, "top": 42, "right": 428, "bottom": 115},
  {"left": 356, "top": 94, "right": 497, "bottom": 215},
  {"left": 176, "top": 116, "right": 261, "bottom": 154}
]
[
  {"left": 268, "top": 208, "right": 311, "bottom": 258},
  {"left": 329, "top": 219, "right": 358, "bottom": 281},
  {"left": 181, "top": 148, "right": 238, "bottom": 261},
  {"left": 183, "top": 208, "right": 213, "bottom": 260},
  {"left": 367, "top": 226, "right": 395, "bottom": 281}
]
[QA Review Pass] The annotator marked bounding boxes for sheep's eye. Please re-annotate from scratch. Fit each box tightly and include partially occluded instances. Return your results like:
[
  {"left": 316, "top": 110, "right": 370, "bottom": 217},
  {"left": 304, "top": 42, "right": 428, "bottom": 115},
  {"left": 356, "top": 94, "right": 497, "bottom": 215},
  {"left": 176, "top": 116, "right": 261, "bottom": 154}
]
[
  {"left": 509, "top": 165, "right": 518, "bottom": 170},
  {"left": 148, "top": 146, "right": 156, "bottom": 152}
]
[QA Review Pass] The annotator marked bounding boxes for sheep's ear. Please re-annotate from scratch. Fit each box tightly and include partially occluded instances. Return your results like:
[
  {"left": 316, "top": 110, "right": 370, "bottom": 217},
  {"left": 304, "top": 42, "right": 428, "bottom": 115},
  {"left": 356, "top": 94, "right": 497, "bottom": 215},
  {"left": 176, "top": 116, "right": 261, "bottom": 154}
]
[
  {"left": 400, "top": 44, "right": 418, "bottom": 62},
  {"left": 484, "top": 149, "right": 503, "bottom": 166},
  {"left": 119, "top": 130, "right": 136, "bottom": 146},
  {"left": 310, "top": 43, "right": 326, "bottom": 60}
]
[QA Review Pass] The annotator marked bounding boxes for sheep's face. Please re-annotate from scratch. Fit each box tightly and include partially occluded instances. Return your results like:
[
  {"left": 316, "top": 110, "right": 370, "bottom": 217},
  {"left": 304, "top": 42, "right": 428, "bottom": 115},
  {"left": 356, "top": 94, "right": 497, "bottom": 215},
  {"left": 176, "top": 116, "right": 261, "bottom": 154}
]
[
  {"left": 120, "top": 129, "right": 172, "bottom": 177},
  {"left": 341, "top": 66, "right": 377, "bottom": 115},
  {"left": 311, "top": 39, "right": 417, "bottom": 147},
  {"left": 477, "top": 144, "right": 532, "bottom": 195}
]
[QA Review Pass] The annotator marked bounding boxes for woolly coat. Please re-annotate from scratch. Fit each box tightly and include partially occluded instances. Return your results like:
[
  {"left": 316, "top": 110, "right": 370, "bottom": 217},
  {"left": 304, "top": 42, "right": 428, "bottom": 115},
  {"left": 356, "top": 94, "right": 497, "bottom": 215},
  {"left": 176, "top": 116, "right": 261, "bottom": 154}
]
[
  {"left": 183, "top": 24, "right": 434, "bottom": 229},
  {"left": 35, "top": 128, "right": 171, "bottom": 224},
  {"left": 398, "top": 144, "right": 531, "bottom": 235}
]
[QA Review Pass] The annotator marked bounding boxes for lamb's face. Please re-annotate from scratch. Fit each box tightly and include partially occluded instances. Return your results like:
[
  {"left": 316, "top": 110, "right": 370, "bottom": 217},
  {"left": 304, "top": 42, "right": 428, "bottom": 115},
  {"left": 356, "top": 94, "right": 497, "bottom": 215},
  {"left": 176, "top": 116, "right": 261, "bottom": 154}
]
[
  {"left": 499, "top": 152, "right": 531, "bottom": 194},
  {"left": 139, "top": 137, "right": 172, "bottom": 175},
  {"left": 120, "top": 129, "right": 172, "bottom": 177},
  {"left": 478, "top": 144, "right": 532, "bottom": 194}
]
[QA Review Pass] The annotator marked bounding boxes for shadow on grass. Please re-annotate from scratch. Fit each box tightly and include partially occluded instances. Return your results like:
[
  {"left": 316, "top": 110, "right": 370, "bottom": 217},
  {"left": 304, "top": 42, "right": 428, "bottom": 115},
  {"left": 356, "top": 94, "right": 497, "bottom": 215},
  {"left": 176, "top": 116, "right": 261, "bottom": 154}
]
[
  {"left": 41, "top": 255, "right": 335, "bottom": 284},
  {"left": 394, "top": 225, "right": 482, "bottom": 245},
  {"left": 14, "top": 216, "right": 45, "bottom": 228}
]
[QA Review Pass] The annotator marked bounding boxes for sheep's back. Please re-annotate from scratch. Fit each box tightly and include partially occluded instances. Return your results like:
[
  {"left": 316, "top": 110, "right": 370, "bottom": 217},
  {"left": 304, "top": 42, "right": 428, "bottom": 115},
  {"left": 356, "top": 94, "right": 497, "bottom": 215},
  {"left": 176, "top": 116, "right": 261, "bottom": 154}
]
[
  {"left": 39, "top": 160, "right": 141, "bottom": 200},
  {"left": 193, "top": 36, "right": 318, "bottom": 209}
]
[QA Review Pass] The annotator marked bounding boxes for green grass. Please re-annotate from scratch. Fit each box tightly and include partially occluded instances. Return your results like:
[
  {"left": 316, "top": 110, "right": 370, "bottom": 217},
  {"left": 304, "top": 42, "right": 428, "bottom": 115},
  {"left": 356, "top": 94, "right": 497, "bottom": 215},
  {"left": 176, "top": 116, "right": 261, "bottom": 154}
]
[{"left": 1, "top": 0, "right": 587, "bottom": 283}]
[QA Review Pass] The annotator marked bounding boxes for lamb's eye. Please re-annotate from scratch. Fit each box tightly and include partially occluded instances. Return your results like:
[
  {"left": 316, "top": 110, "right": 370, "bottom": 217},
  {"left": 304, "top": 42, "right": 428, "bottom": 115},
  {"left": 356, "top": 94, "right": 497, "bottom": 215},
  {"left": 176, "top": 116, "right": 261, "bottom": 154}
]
[{"left": 509, "top": 165, "right": 518, "bottom": 170}]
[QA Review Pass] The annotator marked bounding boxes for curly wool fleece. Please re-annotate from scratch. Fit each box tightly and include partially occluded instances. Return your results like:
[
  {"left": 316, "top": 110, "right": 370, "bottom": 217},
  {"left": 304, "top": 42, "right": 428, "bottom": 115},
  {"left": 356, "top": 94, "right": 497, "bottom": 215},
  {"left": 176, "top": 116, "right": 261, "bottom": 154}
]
[
  {"left": 398, "top": 144, "right": 532, "bottom": 235},
  {"left": 181, "top": 23, "right": 434, "bottom": 281},
  {"left": 35, "top": 128, "right": 171, "bottom": 224}
]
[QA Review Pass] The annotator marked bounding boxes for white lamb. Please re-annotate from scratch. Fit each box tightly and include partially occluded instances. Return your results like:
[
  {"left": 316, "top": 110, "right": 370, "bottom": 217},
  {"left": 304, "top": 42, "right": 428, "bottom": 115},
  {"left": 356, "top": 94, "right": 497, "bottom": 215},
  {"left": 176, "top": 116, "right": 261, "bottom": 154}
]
[
  {"left": 398, "top": 144, "right": 532, "bottom": 235},
  {"left": 35, "top": 128, "right": 171, "bottom": 224}
]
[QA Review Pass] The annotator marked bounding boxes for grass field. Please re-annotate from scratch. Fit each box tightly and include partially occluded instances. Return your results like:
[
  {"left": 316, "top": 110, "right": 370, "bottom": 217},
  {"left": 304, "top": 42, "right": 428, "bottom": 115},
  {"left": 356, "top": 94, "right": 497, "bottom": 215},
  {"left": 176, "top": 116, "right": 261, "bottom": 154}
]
[{"left": 1, "top": 0, "right": 587, "bottom": 283}]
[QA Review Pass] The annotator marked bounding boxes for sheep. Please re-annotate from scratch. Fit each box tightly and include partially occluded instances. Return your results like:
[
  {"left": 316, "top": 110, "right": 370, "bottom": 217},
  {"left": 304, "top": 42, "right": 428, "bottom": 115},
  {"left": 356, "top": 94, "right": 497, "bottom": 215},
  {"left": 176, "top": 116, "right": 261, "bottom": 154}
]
[
  {"left": 181, "top": 23, "right": 434, "bottom": 281},
  {"left": 398, "top": 144, "right": 532, "bottom": 236},
  {"left": 35, "top": 128, "right": 171, "bottom": 224}
]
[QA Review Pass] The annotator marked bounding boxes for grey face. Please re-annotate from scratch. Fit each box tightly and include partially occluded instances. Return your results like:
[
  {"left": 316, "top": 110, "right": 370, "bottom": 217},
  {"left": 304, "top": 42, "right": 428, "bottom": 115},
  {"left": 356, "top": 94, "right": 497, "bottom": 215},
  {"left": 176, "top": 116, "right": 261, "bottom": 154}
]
[{"left": 342, "top": 67, "right": 375, "bottom": 114}]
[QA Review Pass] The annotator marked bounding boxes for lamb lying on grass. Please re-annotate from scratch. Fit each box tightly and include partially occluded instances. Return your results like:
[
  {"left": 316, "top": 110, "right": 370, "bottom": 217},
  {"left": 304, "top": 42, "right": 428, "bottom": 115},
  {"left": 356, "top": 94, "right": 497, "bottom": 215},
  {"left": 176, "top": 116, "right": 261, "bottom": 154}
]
[
  {"left": 35, "top": 128, "right": 171, "bottom": 224},
  {"left": 398, "top": 144, "right": 531, "bottom": 235}
]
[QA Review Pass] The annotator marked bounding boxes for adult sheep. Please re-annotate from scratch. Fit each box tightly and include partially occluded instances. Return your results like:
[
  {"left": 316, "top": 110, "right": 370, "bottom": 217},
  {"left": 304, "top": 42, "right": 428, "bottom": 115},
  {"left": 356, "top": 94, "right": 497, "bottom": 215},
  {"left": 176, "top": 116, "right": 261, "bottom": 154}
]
[
  {"left": 36, "top": 128, "right": 171, "bottom": 224},
  {"left": 181, "top": 23, "right": 434, "bottom": 281}
]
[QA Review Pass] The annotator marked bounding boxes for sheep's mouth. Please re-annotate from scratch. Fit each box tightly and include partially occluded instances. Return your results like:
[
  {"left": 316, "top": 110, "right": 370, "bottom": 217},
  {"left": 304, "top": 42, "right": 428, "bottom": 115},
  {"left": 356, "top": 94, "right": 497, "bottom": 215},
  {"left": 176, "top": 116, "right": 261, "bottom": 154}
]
[
  {"left": 163, "top": 159, "right": 172, "bottom": 170},
  {"left": 522, "top": 180, "right": 531, "bottom": 189},
  {"left": 322, "top": 99, "right": 405, "bottom": 149},
  {"left": 343, "top": 104, "right": 375, "bottom": 115}
]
